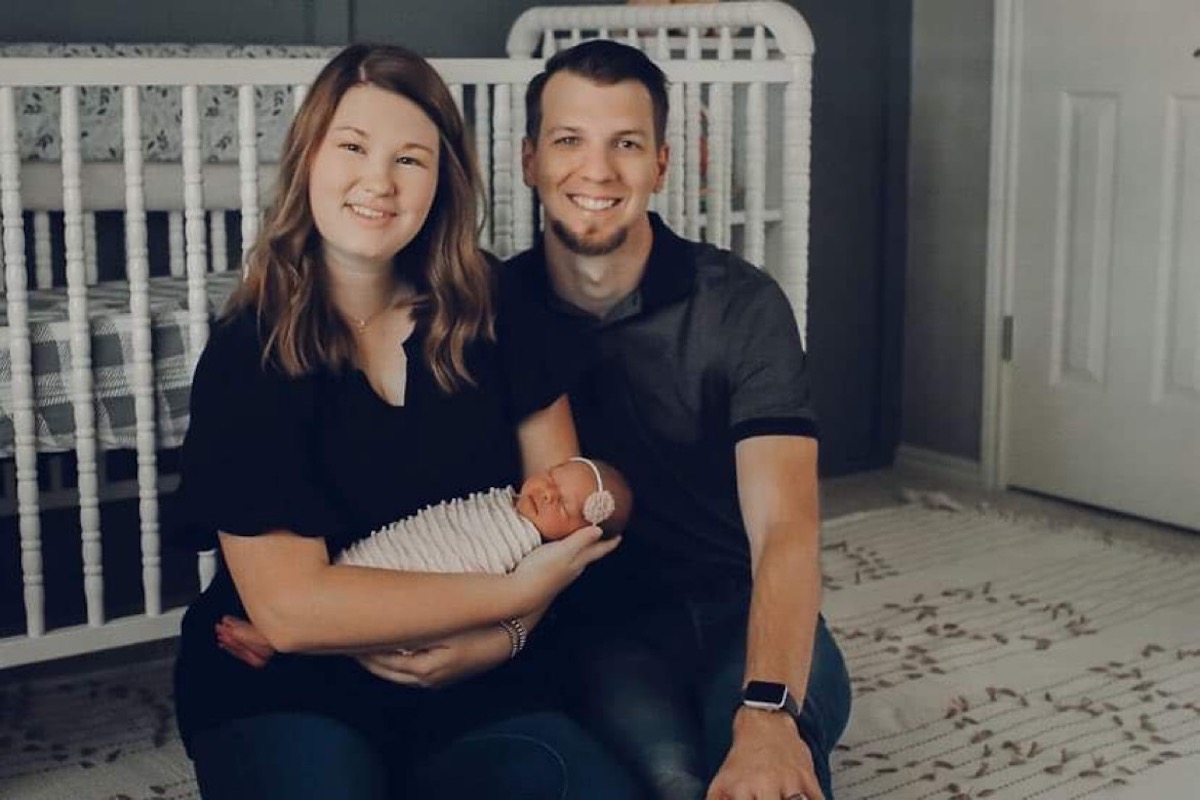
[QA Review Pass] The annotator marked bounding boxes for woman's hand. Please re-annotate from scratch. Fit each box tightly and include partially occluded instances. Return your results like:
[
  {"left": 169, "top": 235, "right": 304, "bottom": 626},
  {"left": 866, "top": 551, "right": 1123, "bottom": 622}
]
[
  {"left": 356, "top": 625, "right": 510, "bottom": 688},
  {"left": 510, "top": 525, "right": 620, "bottom": 608}
]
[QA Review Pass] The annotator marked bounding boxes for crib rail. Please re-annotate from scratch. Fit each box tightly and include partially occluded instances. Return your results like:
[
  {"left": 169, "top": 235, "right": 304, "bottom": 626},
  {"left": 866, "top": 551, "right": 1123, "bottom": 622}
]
[{"left": 0, "top": 6, "right": 811, "bottom": 667}]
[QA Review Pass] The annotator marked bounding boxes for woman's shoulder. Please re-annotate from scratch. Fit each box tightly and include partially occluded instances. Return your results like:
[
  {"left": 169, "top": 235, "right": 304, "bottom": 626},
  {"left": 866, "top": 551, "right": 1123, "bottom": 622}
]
[
  {"left": 208, "top": 305, "right": 264, "bottom": 350},
  {"left": 193, "top": 308, "right": 303, "bottom": 401}
]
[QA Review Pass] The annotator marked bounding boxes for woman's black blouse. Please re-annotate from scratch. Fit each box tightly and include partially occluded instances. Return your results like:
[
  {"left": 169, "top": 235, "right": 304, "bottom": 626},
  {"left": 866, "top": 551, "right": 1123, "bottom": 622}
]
[{"left": 173, "top": 281, "right": 580, "bottom": 753}]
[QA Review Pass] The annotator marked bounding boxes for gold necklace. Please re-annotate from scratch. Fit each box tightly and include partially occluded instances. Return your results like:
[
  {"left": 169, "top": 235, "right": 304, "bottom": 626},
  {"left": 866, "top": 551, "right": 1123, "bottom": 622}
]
[
  {"left": 346, "top": 285, "right": 407, "bottom": 335},
  {"left": 350, "top": 303, "right": 392, "bottom": 335}
]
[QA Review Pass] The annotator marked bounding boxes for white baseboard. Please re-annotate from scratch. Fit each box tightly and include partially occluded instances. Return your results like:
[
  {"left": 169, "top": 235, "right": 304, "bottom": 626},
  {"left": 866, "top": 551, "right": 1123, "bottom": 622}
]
[{"left": 894, "top": 444, "right": 984, "bottom": 488}]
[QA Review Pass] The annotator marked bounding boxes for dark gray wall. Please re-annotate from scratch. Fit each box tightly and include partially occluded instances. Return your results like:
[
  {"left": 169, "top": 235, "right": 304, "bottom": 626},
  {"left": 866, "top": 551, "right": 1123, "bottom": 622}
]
[
  {"left": 903, "top": 0, "right": 993, "bottom": 462},
  {"left": 788, "top": 0, "right": 910, "bottom": 475},
  {"left": 0, "top": 0, "right": 600, "bottom": 51},
  {"left": 353, "top": 0, "right": 592, "bottom": 56},
  {"left": 1, "top": 0, "right": 911, "bottom": 477},
  {"left": 0, "top": 0, "right": 316, "bottom": 43}
]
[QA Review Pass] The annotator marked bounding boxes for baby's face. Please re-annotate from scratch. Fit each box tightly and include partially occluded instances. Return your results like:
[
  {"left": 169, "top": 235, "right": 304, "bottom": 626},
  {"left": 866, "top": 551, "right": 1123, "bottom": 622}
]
[{"left": 515, "top": 461, "right": 596, "bottom": 540}]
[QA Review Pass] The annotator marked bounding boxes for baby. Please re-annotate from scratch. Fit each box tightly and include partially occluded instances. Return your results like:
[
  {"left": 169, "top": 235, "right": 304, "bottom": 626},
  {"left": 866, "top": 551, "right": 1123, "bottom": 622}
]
[{"left": 337, "top": 456, "right": 627, "bottom": 574}]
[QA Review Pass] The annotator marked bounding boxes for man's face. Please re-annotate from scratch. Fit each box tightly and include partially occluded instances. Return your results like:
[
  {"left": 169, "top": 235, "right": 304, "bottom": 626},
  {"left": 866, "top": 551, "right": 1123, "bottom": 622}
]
[{"left": 522, "top": 71, "right": 668, "bottom": 258}]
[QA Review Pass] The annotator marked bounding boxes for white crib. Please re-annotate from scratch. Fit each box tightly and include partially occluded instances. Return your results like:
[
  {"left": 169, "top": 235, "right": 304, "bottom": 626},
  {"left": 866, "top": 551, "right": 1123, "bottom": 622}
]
[{"left": 0, "top": 0, "right": 814, "bottom": 668}]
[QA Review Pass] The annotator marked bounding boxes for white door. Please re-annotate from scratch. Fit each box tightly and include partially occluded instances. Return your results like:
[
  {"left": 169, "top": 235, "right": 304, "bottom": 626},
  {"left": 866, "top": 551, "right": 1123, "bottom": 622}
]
[{"left": 1006, "top": 0, "right": 1200, "bottom": 530}]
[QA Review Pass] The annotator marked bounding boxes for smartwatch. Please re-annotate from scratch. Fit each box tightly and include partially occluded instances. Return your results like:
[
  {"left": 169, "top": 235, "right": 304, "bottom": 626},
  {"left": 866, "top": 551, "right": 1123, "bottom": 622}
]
[{"left": 741, "top": 680, "right": 800, "bottom": 719}]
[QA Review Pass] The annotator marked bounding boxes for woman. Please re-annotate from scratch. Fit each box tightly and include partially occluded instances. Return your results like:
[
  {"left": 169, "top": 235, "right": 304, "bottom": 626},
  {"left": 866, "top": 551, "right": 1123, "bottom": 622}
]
[{"left": 174, "top": 43, "right": 636, "bottom": 800}]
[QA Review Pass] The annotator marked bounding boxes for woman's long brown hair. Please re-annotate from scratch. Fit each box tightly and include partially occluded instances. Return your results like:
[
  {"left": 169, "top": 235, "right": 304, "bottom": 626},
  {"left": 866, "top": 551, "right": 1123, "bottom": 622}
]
[{"left": 224, "top": 43, "right": 492, "bottom": 392}]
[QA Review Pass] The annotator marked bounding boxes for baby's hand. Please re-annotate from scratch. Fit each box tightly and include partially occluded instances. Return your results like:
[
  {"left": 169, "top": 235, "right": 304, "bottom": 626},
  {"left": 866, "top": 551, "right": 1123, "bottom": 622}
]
[{"left": 215, "top": 615, "right": 277, "bottom": 669}]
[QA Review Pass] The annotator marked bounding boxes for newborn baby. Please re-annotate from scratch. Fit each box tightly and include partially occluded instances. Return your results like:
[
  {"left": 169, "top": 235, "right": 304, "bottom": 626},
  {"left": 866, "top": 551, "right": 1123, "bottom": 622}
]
[{"left": 336, "top": 456, "right": 626, "bottom": 575}]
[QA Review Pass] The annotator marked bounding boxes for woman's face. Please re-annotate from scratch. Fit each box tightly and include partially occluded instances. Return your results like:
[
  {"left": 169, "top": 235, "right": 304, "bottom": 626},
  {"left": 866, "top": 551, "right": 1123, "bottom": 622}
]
[{"left": 308, "top": 84, "right": 441, "bottom": 275}]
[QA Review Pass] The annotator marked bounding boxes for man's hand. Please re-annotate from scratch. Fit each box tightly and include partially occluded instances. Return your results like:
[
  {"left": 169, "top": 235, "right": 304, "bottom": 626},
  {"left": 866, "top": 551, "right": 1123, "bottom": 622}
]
[
  {"left": 215, "top": 615, "right": 277, "bottom": 669},
  {"left": 707, "top": 709, "right": 823, "bottom": 800},
  {"left": 355, "top": 625, "right": 510, "bottom": 689}
]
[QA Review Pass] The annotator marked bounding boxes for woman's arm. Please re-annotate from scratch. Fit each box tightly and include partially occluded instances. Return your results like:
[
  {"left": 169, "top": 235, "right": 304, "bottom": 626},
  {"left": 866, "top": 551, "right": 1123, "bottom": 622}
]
[
  {"left": 221, "top": 521, "right": 612, "bottom": 656},
  {"left": 220, "top": 531, "right": 541, "bottom": 654}
]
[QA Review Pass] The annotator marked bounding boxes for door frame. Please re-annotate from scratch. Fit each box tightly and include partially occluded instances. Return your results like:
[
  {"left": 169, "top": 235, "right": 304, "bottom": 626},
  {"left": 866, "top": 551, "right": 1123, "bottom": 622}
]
[{"left": 981, "top": 0, "right": 1022, "bottom": 490}]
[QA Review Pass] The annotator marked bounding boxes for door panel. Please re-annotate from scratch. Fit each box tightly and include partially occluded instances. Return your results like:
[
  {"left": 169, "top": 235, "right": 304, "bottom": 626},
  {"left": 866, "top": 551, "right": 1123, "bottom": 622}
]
[{"left": 1007, "top": 0, "right": 1200, "bottom": 530}]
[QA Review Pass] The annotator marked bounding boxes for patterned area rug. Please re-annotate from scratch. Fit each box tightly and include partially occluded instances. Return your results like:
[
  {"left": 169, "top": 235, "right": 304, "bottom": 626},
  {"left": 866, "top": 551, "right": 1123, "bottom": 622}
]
[
  {"left": 824, "top": 502, "right": 1200, "bottom": 799},
  {"left": 0, "top": 659, "right": 194, "bottom": 799},
  {"left": 1, "top": 501, "right": 1197, "bottom": 799}
]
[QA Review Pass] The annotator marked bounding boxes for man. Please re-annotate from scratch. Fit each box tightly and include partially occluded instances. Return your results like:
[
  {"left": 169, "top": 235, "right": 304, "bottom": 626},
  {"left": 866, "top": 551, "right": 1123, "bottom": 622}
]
[{"left": 506, "top": 40, "right": 851, "bottom": 800}]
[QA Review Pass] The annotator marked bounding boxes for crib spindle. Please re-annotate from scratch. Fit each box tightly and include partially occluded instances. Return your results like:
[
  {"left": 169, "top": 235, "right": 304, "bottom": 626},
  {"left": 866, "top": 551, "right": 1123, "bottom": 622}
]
[
  {"left": 168, "top": 211, "right": 184, "bottom": 277},
  {"left": 708, "top": 28, "right": 734, "bottom": 249},
  {"left": 182, "top": 92, "right": 212, "bottom": 607},
  {"left": 743, "top": 26, "right": 769, "bottom": 268},
  {"left": 238, "top": 85, "right": 259, "bottom": 274},
  {"left": 84, "top": 211, "right": 98, "bottom": 284},
  {"left": 510, "top": 86, "right": 533, "bottom": 254},
  {"left": 684, "top": 30, "right": 703, "bottom": 242},
  {"left": 474, "top": 86, "right": 492, "bottom": 249},
  {"left": 293, "top": 83, "right": 307, "bottom": 115},
  {"left": 541, "top": 30, "right": 557, "bottom": 57},
  {"left": 210, "top": 211, "right": 228, "bottom": 273},
  {"left": 181, "top": 85, "right": 210, "bottom": 364},
  {"left": 781, "top": 54, "right": 813, "bottom": 340},
  {"left": 1, "top": 86, "right": 47, "bottom": 637},
  {"left": 492, "top": 83, "right": 513, "bottom": 258},
  {"left": 33, "top": 212, "right": 52, "bottom": 288},
  {"left": 661, "top": 30, "right": 685, "bottom": 231},
  {"left": 61, "top": 85, "right": 105, "bottom": 628},
  {"left": 644, "top": 30, "right": 667, "bottom": 218},
  {"left": 122, "top": 86, "right": 164, "bottom": 617}
]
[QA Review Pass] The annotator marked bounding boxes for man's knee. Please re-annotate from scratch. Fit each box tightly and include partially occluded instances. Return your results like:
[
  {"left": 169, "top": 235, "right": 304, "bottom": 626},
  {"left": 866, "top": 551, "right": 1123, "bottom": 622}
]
[{"left": 801, "top": 619, "right": 852, "bottom": 752}]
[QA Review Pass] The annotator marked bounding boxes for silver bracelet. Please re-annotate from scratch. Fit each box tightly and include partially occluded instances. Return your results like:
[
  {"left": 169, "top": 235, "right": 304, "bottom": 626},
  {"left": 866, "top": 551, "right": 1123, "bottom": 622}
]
[{"left": 499, "top": 617, "right": 528, "bottom": 659}]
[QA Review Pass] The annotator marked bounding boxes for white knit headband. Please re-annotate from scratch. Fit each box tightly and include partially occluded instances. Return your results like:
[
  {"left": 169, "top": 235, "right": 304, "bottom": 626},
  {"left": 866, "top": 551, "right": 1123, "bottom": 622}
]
[{"left": 568, "top": 456, "right": 616, "bottom": 525}]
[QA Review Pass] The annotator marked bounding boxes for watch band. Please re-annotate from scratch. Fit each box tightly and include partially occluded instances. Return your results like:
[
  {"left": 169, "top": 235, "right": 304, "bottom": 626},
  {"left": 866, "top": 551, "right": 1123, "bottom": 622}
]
[{"left": 741, "top": 680, "right": 800, "bottom": 719}]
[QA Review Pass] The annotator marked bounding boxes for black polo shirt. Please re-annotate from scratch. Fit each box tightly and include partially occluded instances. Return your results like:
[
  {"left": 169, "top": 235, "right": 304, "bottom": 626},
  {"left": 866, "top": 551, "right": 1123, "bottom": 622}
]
[{"left": 504, "top": 214, "right": 817, "bottom": 610}]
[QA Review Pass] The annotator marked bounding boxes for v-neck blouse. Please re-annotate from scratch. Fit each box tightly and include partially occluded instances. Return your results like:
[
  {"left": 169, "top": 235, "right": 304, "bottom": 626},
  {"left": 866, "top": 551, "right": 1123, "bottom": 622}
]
[{"left": 171, "top": 278, "right": 582, "bottom": 750}]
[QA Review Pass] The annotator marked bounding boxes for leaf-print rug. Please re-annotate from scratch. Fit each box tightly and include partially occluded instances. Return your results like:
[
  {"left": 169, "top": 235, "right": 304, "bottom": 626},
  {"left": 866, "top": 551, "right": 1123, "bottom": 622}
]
[
  {"left": 2, "top": 500, "right": 1197, "bottom": 799},
  {"left": 825, "top": 502, "right": 1200, "bottom": 799}
]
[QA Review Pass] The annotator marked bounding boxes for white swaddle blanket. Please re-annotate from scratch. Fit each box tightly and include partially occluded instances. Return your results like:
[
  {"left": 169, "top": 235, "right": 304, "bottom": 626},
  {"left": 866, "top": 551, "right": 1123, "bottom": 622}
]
[{"left": 336, "top": 487, "right": 542, "bottom": 574}]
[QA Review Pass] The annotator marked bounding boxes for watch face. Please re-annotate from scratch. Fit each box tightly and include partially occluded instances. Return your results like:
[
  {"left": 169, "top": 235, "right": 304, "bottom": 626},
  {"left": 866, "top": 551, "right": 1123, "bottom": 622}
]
[{"left": 743, "top": 681, "right": 788, "bottom": 707}]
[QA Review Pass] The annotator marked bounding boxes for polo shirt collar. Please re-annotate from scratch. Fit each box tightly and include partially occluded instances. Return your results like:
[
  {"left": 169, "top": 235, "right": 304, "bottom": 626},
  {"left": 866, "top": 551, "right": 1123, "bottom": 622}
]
[{"left": 519, "top": 213, "right": 696, "bottom": 325}]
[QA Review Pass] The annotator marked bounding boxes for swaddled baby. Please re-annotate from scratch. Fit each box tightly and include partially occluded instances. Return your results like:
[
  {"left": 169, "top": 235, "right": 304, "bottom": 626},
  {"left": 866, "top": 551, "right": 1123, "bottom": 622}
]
[{"left": 337, "top": 456, "right": 626, "bottom": 574}]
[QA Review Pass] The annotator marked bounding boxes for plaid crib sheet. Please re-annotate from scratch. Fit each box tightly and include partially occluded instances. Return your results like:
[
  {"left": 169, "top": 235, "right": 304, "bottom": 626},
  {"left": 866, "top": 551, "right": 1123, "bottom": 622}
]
[{"left": 0, "top": 271, "right": 241, "bottom": 457}]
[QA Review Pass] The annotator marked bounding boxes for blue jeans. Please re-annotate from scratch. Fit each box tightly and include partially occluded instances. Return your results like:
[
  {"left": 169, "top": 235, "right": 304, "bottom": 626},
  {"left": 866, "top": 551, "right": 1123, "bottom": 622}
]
[
  {"left": 560, "top": 591, "right": 851, "bottom": 800},
  {"left": 190, "top": 708, "right": 641, "bottom": 800}
]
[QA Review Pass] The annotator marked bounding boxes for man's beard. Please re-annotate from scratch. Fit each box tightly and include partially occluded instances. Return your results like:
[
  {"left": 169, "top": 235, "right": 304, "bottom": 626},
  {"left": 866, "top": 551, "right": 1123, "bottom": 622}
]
[{"left": 548, "top": 217, "right": 629, "bottom": 257}]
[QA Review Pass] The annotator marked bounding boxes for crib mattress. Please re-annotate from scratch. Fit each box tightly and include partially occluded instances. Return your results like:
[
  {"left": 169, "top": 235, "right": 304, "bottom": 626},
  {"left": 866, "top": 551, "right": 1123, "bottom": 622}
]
[{"left": 0, "top": 271, "right": 241, "bottom": 457}]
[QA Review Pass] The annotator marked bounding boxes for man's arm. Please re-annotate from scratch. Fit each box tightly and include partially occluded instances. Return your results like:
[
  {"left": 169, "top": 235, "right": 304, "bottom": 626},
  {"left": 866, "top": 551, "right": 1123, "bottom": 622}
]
[{"left": 708, "top": 433, "right": 825, "bottom": 800}]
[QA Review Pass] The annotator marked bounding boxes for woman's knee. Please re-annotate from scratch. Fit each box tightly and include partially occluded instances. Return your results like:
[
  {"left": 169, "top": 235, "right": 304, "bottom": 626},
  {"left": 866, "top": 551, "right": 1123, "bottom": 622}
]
[
  {"left": 190, "top": 713, "right": 388, "bottom": 800},
  {"left": 412, "top": 711, "right": 642, "bottom": 800}
]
